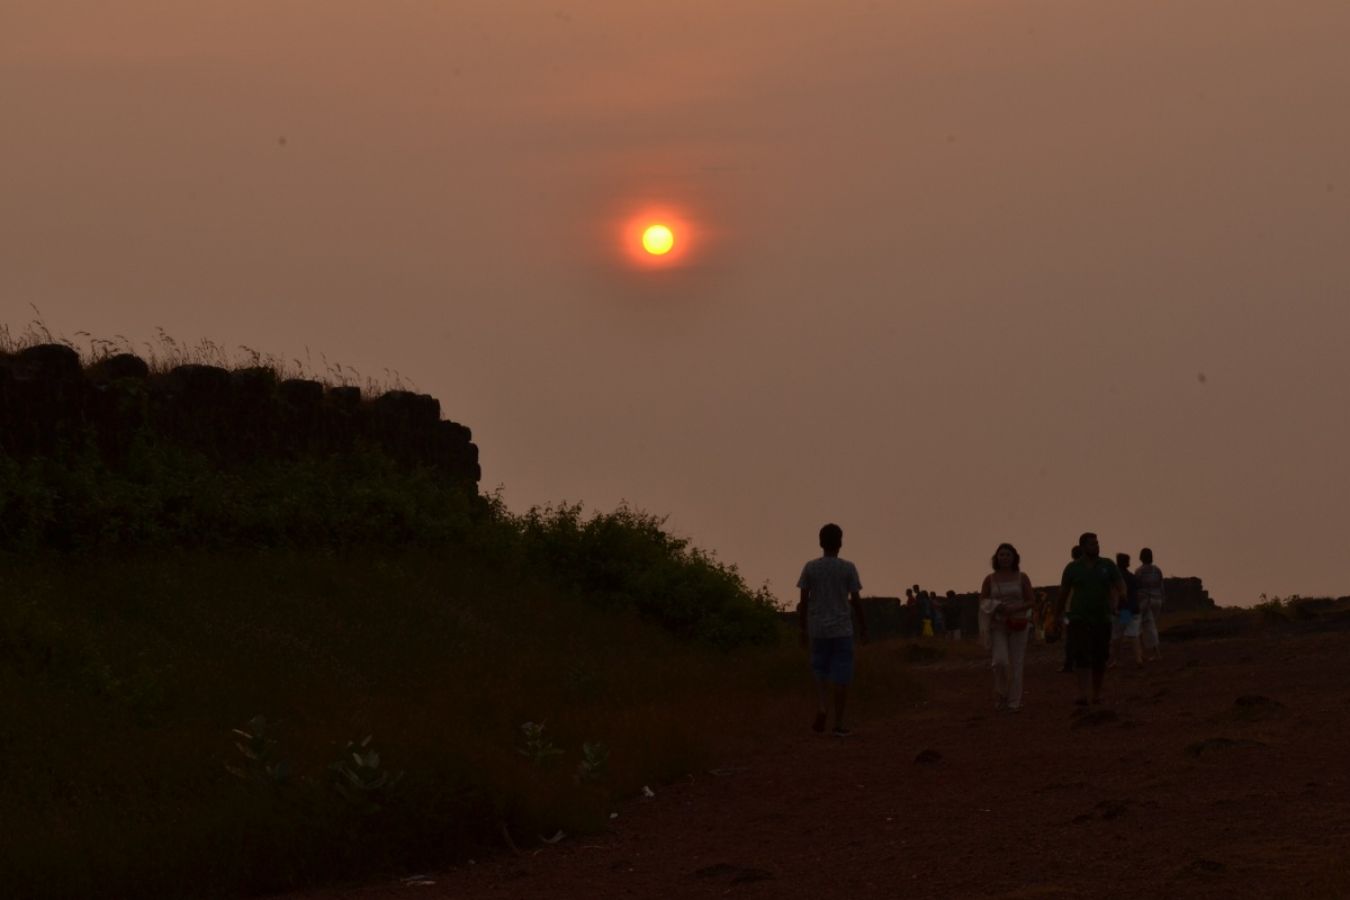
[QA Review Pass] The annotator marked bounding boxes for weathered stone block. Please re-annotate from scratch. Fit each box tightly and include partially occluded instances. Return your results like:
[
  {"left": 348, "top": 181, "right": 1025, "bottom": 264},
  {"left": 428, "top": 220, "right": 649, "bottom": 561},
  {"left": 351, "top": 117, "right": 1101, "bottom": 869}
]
[
  {"left": 168, "top": 364, "right": 232, "bottom": 399},
  {"left": 279, "top": 378, "right": 324, "bottom": 410},
  {"left": 229, "top": 366, "right": 278, "bottom": 402},
  {"left": 440, "top": 420, "right": 473, "bottom": 443},
  {"left": 87, "top": 353, "right": 150, "bottom": 382},
  {"left": 325, "top": 385, "right": 362, "bottom": 411},
  {"left": 373, "top": 390, "right": 440, "bottom": 426},
  {"left": 16, "top": 343, "right": 82, "bottom": 381}
]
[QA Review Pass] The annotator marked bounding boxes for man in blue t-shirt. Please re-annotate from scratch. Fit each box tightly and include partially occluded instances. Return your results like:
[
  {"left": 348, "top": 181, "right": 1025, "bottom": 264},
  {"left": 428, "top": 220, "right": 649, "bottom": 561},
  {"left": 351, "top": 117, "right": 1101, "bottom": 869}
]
[{"left": 797, "top": 523, "right": 868, "bottom": 736}]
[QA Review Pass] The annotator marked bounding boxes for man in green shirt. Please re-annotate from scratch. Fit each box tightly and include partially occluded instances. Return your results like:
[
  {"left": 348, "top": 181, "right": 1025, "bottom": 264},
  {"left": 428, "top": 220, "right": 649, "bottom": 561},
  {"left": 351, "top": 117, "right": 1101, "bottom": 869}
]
[{"left": 1057, "top": 532, "right": 1124, "bottom": 706}]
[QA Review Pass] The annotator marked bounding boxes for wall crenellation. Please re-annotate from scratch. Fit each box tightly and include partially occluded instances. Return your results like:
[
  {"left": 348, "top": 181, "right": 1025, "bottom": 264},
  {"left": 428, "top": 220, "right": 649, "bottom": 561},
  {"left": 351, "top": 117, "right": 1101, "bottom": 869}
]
[{"left": 0, "top": 343, "right": 480, "bottom": 486}]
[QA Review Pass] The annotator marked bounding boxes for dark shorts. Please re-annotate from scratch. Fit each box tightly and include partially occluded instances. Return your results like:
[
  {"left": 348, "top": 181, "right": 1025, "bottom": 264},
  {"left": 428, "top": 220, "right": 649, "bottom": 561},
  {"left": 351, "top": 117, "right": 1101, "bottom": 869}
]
[
  {"left": 811, "top": 636, "right": 855, "bottom": 685},
  {"left": 1066, "top": 621, "right": 1112, "bottom": 669}
]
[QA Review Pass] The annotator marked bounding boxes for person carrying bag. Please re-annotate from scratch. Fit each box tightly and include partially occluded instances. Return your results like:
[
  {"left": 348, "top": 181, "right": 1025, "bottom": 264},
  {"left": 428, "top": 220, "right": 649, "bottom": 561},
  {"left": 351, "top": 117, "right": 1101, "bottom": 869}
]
[{"left": 979, "top": 542, "right": 1038, "bottom": 712}]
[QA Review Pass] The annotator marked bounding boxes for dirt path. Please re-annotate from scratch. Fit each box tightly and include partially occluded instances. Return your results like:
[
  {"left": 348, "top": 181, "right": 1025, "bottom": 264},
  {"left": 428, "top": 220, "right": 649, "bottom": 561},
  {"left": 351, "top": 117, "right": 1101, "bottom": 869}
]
[{"left": 289, "top": 629, "right": 1350, "bottom": 899}]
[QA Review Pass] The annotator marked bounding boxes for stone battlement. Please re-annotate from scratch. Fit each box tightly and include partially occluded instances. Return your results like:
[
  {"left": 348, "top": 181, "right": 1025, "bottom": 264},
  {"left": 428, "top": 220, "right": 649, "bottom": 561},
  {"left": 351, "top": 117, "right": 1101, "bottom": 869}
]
[{"left": 0, "top": 343, "right": 479, "bottom": 485}]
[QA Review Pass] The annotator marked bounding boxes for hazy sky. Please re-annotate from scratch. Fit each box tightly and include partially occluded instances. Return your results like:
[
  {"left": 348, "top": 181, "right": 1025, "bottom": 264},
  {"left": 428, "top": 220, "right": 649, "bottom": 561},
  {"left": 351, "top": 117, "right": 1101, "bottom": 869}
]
[{"left": 5, "top": 1, "right": 1349, "bottom": 606}]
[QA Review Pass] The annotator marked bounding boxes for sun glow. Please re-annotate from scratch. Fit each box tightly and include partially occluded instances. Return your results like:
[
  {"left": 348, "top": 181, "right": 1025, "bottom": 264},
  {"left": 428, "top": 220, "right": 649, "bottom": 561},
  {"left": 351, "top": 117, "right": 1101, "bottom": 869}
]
[
  {"left": 642, "top": 224, "right": 674, "bottom": 255},
  {"left": 621, "top": 206, "right": 694, "bottom": 268}
]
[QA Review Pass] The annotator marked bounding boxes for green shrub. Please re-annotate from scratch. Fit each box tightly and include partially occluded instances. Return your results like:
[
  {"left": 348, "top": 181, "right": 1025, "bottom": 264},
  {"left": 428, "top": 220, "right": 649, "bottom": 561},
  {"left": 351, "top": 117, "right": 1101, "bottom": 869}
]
[
  {"left": 0, "top": 441, "right": 477, "bottom": 551},
  {"left": 1254, "top": 594, "right": 1290, "bottom": 622},
  {"left": 1, "top": 448, "right": 774, "bottom": 649},
  {"left": 510, "top": 503, "right": 779, "bottom": 649}
]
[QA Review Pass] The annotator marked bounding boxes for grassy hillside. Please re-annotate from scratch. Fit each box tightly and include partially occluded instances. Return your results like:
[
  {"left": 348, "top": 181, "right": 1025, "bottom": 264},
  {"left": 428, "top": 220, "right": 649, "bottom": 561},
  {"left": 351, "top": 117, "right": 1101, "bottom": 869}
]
[
  {"left": 0, "top": 329, "right": 919, "bottom": 897},
  {"left": 1, "top": 546, "right": 916, "bottom": 899}
]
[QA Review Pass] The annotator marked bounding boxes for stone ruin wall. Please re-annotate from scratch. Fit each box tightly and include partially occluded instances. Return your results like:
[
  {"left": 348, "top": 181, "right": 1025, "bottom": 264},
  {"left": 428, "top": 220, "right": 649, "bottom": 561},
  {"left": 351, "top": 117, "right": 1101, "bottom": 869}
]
[
  {"left": 0, "top": 343, "right": 480, "bottom": 487},
  {"left": 861, "top": 577, "right": 1216, "bottom": 640}
]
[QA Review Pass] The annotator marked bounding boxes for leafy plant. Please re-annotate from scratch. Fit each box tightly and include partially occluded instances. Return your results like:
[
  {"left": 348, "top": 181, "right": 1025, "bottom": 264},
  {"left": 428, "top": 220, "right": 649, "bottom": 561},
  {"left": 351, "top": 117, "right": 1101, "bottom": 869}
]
[
  {"left": 1254, "top": 594, "right": 1290, "bottom": 621},
  {"left": 226, "top": 715, "right": 291, "bottom": 786},
  {"left": 329, "top": 735, "right": 404, "bottom": 814},
  {"left": 517, "top": 721, "right": 565, "bottom": 768},
  {"left": 575, "top": 741, "right": 609, "bottom": 784}
]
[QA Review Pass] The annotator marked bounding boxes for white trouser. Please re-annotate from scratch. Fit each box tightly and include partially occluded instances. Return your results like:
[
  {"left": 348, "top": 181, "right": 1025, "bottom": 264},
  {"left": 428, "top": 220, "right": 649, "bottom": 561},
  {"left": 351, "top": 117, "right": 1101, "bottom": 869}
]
[
  {"left": 990, "top": 626, "right": 1030, "bottom": 708},
  {"left": 1140, "top": 599, "right": 1161, "bottom": 650}
]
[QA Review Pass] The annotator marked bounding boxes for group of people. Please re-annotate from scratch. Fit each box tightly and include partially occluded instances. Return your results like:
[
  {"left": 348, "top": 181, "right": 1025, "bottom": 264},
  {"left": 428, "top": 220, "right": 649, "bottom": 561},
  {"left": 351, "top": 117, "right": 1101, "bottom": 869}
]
[
  {"left": 979, "top": 533, "right": 1164, "bottom": 712},
  {"left": 795, "top": 524, "right": 1166, "bottom": 735},
  {"left": 902, "top": 586, "right": 964, "bottom": 639}
]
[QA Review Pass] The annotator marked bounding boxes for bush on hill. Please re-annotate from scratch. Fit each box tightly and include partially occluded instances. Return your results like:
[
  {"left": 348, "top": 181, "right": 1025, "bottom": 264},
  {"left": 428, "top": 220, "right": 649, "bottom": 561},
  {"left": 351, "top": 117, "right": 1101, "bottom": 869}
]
[
  {"left": 0, "top": 441, "right": 778, "bottom": 650},
  {"left": 510, "top": 502, "right": 779, "bottom": 649}
]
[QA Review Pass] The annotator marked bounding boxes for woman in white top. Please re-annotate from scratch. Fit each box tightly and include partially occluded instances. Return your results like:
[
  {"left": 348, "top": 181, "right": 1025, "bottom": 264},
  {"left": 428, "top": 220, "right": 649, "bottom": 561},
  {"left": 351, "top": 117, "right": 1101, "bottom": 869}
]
[{"left": 979, "top": 543, "right": 1038, "bottom": 712}]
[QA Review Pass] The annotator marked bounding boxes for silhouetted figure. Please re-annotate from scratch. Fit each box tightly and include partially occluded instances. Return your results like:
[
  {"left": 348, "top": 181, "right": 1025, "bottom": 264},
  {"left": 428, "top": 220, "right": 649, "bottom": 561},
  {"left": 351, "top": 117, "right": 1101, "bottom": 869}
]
[
  {"left": 1136, "top": 547, "right": 1165, "bottom": 660},
  {"left": 1111, "top": 553, "right": 1142, "bottom": 668},
  {"left": 929, "top": 588, "right": 946, "bottom": 636},
  {"left": 1059, "top": 532, "right": 1124, "bottom": 705},
  {"left": 944, "top": 589, "right": 963, "bottom": 640},
  {"left": 797, "top": 523, "right": 868, "bottom": 736},
  {"left": 910, "top": 587, "right": 943, "bottom": 636},
  {"left": 1060, "top": 544, "right": 1084, "bottom": 673},
  {"left": 979, "top": 543, "right": 1037, "bottom": 712},
  {"left": 903, "top": 587, "right": 919, "bottom": 637}
]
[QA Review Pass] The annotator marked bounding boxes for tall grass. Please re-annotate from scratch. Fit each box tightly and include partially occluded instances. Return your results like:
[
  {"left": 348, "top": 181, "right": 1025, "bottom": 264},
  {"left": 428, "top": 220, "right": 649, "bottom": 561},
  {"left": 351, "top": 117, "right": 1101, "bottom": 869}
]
[{"left": 0, "top": 312, "right": 413, "bottom": 395}]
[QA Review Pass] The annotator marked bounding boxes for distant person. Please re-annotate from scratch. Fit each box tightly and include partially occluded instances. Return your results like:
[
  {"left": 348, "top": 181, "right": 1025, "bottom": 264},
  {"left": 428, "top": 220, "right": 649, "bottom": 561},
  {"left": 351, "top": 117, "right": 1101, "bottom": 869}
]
[
  {"left": 917, "top": 589, "right": 935, "bottom": 637},
  {"left": 979, "top": 543, "right": 1037, "bottom": 712},
  {"left": 1058, "top": 532, "right": 1124, "bottom": 706},
  {"left": 1111, "top": 553, "right": 1142, "bottom": 668},
  {"left": 1136, "top": 547, "right": 1165, "bottom": 660},
  {"left": 797, "top": 523, "right": 868, "bottom": 736},
  {"left": 944, "top": 590, "right": 963, "bottom": 640},
  {"left": 1059, "top": 544, "right": 1084, "bottom": 673},
  {"left": 930, "top": 588, "right": 946, "bottom": 637}
]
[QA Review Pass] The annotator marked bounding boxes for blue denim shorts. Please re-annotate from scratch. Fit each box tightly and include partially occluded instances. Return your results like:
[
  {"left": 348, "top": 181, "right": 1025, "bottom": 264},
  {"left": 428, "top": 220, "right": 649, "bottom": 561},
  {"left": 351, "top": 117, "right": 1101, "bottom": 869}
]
[{"left": 811, "top": 636, "right": 855, "bottom": 685}]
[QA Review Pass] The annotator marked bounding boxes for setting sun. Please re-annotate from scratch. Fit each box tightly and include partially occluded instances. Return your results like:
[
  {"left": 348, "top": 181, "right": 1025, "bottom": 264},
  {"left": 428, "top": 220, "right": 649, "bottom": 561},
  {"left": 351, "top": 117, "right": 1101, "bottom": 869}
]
[
  {"left": 618, "top": 205, "right": 695, "bottom": 268},
  {"left": 642, "top": 224, "right": 675, "bottom": 255}
]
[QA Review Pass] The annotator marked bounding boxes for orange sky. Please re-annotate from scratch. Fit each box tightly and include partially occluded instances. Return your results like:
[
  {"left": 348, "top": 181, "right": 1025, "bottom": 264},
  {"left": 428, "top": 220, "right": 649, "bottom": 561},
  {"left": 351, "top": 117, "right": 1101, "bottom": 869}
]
[{"left": 4, "top": 1, "right": 1349, "bottom": 605}]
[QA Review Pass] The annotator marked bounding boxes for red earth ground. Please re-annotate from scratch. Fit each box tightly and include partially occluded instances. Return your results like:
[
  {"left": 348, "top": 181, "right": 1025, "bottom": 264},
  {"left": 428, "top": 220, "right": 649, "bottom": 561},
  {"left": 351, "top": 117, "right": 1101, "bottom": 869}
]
[{"left": 284, "top": 624, "right": 1350, "bottom": 900}]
